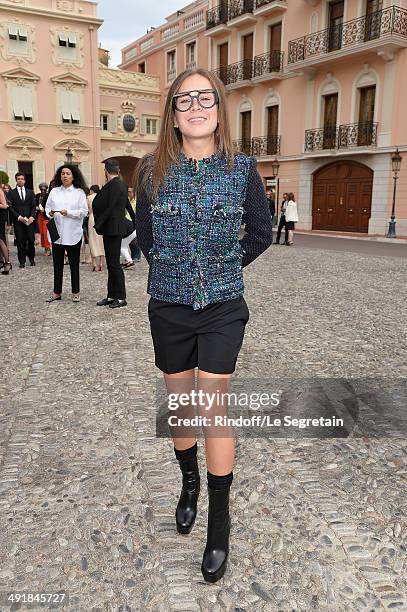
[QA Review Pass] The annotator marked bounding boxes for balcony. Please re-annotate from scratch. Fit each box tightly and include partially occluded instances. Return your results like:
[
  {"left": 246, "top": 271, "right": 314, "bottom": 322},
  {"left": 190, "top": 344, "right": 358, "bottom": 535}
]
[
  {"left": 288, "top": 6, "right": 407, "bottom": 69},
  {"left": 233, "top": 135, "right": 281, "bottom": 157},
  {"left": 167, "top": 68, "right": 177, "bottom": 84},
  {"left": 253, "top": 0, "right": 287, "bottom": 18},
  {"left": 305, "top": 122, "right": 378, "bottom": 153},
  {"left": 228, "top": 0, "right": 256, "bottom": 26},
  {"left": 214, "top": 52, "right": 283, "bottom": 87},
  {"left": 252, "top": 50, "right": 284, "bottom": 80},
  {"left": 206, "top": 4, "right": 230, "bottom": 35}
]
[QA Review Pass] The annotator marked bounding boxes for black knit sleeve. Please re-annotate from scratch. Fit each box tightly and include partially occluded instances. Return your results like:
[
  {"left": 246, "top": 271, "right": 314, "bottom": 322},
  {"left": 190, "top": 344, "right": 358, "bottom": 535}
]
[
  {"left": 135, "top": 180, "right": 153, "bottom": 264},
  {"left": 239, "top": 157, "right": 273, "bottom": 268}
]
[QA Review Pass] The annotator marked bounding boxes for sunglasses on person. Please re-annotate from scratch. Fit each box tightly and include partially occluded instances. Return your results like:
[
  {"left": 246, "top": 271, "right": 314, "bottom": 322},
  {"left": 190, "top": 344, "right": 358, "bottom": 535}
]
[{"left": 172, "top": 89, "right": 219, "bottom": 112}]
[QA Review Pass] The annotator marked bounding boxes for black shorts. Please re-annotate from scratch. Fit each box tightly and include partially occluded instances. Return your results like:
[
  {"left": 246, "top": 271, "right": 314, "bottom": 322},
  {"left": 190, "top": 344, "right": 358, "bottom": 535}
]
[
  {"left": 286, "top": 221, "right": 295, "bottom": 230},
  {"left": 148, "top": 296, "right": 249, "bottom": 375}
]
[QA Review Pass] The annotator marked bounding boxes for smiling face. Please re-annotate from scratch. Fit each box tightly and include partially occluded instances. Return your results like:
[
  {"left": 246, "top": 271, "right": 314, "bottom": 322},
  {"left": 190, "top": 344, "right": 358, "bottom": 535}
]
[
  {"left": 60, "top": 167, "right": 74, "bottom": 188},
  {"left": 173, "top": 74, "right": 219, "bottom": 143}
]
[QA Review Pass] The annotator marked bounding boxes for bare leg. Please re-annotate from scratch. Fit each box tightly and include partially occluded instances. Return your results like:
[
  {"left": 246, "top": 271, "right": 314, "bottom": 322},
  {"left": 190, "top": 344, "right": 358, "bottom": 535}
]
[
  {"left": 197, "top": 370, "right": 235, "bottom": 475},
  {"left": 164, "top": 369, "right": 197, "bottom": 450}
]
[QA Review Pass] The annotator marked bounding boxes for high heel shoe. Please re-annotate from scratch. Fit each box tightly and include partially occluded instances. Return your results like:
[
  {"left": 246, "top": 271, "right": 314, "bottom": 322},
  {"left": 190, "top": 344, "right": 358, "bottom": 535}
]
[
  {"left": 175, "top": 448, "right": 200, "bottom": 534},
  {"left": 1, "top": 262, "right": 12, "bottom": 275},
  {"left": 99, "top": 265, "right": 103, "bottom": 272},
  {"left": 201, "top": 486, "right": 231, "bottom": 583}
]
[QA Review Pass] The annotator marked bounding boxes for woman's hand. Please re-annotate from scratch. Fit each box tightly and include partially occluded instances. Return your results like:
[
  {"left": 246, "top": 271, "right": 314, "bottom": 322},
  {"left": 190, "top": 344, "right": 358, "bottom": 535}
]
[
  {"left": 49, "top": 210, "right": 55, "bottom": 217},
  {"left": 60, "top": 209, "right": 68, "bottom": 216}
]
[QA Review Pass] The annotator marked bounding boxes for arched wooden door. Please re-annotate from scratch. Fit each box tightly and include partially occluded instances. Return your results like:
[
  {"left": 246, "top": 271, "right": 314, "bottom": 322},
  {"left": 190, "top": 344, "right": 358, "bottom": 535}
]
[{"left": 312, "top": 161, "right": 373, "bottom": 232}]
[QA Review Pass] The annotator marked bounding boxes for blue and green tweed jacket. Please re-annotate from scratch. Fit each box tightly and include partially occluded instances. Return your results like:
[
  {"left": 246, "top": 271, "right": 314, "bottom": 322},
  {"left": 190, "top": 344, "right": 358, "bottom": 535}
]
[{"left": 136, "top": 151, "right": 273, "bottom": 310}]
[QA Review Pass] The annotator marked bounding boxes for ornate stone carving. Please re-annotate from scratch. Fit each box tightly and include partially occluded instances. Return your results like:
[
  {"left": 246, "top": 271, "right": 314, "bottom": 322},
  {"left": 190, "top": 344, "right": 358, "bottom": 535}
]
[
  {"left": 0, "top": 19, "right": 37, "bottom": 64},
  {"left": 54, "top": 138, "right": 90, "bottom": 152},
  {"left": 57, "top": 0, "right": 75, "bottom": 11},
  {"left": 50, "top": 26, "right": 84, "bottom": 69}
]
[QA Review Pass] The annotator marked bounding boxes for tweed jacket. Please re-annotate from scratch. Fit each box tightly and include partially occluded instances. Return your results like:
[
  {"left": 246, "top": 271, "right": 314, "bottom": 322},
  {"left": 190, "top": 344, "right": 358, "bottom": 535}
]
[{"left": 136, "top": 151, "right": 273, "bottom": 310}]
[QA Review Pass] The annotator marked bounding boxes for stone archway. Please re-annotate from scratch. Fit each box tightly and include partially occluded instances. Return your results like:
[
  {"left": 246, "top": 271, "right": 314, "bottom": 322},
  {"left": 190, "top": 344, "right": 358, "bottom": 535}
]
[
  {"left": 103, "top": 155, "right": 139, "bottom": 188},
  {"left": 312, "top": 160, "right": 373, "bottom": 232}
]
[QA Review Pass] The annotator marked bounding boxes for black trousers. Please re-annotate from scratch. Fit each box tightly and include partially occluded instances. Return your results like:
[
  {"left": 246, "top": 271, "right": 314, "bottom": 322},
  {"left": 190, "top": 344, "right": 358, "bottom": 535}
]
[
  {"left": 14, "top": 221, "right": 35, "bottom": 264},
  {"left": 276, "top": 215, "right": 288, "bottom": 244},
  {"left": 103, "top": 235, "right": 126, "bottom": 300},
  {"left": 52, "top": 240, "right": 81, "bottom": 294}
]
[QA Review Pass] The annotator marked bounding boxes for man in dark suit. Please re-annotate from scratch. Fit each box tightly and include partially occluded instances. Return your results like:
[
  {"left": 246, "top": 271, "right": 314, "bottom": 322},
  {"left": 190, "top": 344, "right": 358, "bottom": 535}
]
[
  {"left": 8, "top": 172, "right": 36, "bottom": 267},
  {"left": 93, "top": 159, "right": 135, "bottom": 309}
]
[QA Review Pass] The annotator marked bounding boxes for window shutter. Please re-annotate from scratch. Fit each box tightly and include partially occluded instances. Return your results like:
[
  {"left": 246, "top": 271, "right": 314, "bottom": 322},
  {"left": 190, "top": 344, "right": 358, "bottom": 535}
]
[
  {"left": 69, "top": 91, "right": 80, "bottom": 122},
  {"left": 18, "top": 26, "right": 28, "bottom": 40},
  {"left": 7, "top": 159, "right": 19, "bottom": 182},
  {"left": 22, "top": 87, "right": 33, "bottom": 119},
  {"left": 60, "top": 89, "right": 71, "bottom": 121},
  {"left": 34, "top": 160, "right": 46, "bottom": 187},
  {"left": 139, "top": 116, "right": 146, "bottom": 135},
  {"left": 58, "top": 32, "right": 68, "bottom": 45},
  {"left": 8, "top": 25, "right": 18, "bottom": 38},
  {"left": 67, "top": 32, "right": 77, "bottom": 46},
  {"left": 80, "top": 161, "right": 91, "bottom": 188},
  {"left": 55, "top": 160, "right": 65, "bottom": 173},
  {"left": 11, "top": 86, "right": 23, "bottom": 119},
  {"left": 108, "top": 113, "right": 117, "bottom": 133}
]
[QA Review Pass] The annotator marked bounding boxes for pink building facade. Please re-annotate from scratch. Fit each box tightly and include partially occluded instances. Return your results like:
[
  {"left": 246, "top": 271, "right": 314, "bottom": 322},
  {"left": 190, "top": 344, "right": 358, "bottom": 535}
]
[
  {"left": 0, "top": 0, "right": 160, "bottom": 191},
  {"left": 120, "top": 0, "right": 407, "bottom": 236}
]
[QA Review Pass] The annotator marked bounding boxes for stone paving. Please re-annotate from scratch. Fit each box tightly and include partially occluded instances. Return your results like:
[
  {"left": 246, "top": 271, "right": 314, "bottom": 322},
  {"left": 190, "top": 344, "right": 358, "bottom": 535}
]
[{"left": 0, "top": 240, "right": 406, "bottom": 612}]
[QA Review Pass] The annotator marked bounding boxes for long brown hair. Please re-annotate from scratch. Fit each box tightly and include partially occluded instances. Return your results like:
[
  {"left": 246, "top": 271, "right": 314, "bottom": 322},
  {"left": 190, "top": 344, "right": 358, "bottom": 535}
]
[{"left": 135, "top": 68, "right": 235, "bottom": 197}]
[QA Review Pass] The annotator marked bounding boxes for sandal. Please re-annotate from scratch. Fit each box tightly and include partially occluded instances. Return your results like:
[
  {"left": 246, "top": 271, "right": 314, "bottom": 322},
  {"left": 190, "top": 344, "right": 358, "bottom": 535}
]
[
  {"left": 99, "top": 265, "right": 103, "bottom": 272},
  {"left": 46, "top": 294, "right": 61, "bottom": 302},
  {"left": 1, "top": 262, "right": 12, "bottom": 275}
]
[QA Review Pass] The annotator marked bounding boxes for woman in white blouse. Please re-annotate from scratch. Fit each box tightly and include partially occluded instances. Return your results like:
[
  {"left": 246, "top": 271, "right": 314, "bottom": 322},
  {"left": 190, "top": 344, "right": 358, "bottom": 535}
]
[
  {"left": 45, "top": 165, "right": 88, "bottom": 302},
  {"left": 285, "top": 192, "right": 299, "bottom": 246}
]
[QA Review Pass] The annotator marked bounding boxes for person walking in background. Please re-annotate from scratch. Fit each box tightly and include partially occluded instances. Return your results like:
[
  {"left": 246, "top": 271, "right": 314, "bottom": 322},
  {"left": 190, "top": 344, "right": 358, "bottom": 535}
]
[
  {"left": 35, "top": 182, "right": 51, "bottom": 256},
  {"left": 275, "top": 192, "right": 288, "bottom": 245},
  {"left": 127, "top": 186, "right": 141, "bottom": 263},
  {"left": 285, "top": 192, "right": 299, "bottom": 246},
  {"left": 93, "top": 159, "right": 131, "bottom": 309},
  {"left": 87, "top": 185, "right": 105, "bottom": 272},
  {"left": 45, "top": 165, "right": 88, "bottom": 303},
  {"left": 8, "top": 173, "right": 36, "bottom": 267},
  {"left": 120, "top": 203, "right": 137, "bottom": 269},
  {"left": 0, "top": 187, "right": 11, "bottom": 274},
  {"left": 266, "top": 189, "right": 276, "bottom": 225}
]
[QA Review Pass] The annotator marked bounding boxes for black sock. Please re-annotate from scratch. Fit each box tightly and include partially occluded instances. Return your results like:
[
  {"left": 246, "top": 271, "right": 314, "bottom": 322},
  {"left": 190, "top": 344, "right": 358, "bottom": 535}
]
[
  {"left": 207, "top": 471, "right": 233, "bottom": 490},
  {"left": 174, "top": 442, "right": 198, "bottom": 461}
]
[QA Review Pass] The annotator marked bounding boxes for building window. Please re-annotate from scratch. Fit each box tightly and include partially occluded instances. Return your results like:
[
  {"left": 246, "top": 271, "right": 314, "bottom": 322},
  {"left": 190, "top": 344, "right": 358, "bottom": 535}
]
[
  {"left": 123, "top": 114, "right": 136, "bottom": 132},
  {"left": 138, "top": 62, "right": 146, "bottom": 73},
  {"left": 186, "top": 42, "right": 196, "bottom": 70},
  {"left": 167, "top": 50, "right": 176, "bottom": 83},
  {"left": 146, "top": 118, "right": 158, "bottom": 135},
  {"left": 8, "top": 25, "right": 29, "bottom": 55},
  {"left": 11, "top": 86, "right": 33, "bottom": 122},
  {"left": 61, "top": 89, "right": 81, "bottom": 124},
  {"left": 100, "top": 114, "right": 109, "bottom": 131},
  {"left": 57, "top": 31, "right": 78, "bottom": 61}
]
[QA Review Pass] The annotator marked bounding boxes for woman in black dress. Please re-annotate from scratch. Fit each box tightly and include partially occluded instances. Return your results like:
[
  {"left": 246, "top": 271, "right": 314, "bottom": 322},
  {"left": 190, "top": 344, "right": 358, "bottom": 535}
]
[{"left": 0, "top": 187, "right": 11, "bottom": 274}]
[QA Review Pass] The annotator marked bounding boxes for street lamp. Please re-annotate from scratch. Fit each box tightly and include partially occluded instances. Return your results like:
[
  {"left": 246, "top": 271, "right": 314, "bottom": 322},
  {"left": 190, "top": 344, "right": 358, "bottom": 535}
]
[
  {"left": 387, "top": 148, "right": 402, "bottom": 238},
  {"left": 65, "top": 147, "right": 74, "bottom": 163}
]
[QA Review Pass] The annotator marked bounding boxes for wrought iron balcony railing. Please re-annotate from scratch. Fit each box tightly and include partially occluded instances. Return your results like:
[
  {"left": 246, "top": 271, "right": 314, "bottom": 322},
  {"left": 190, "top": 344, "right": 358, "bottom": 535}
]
[
  {"left": 206, "top": 3, "right": 229, "bottom": 29},
  {"left": 288, "top": 6, "right": 407, "bottom": 64},
  {"left": 228, "top": 0, "right": 254, "bottom": 21},
  {"left": 305, "top": 122, "right": 378, "bottom": 152},
  {"left": 233, "top": 135, "right": 281, "bottom": 156},
  {"left": 254, "top": 0, "right": 282, "bottom": 8},
  {"left": 253, "top": 50, "right": 284, "bottom": 76},
  {"left": 214, "top": 59, "right": 253, "bottom": 85}
]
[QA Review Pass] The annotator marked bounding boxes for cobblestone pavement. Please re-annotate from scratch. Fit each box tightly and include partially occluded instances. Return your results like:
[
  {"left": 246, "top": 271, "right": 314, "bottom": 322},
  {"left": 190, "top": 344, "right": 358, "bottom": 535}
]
[{"left": 1, "top": 241, "right": 406, "bottom": 612}]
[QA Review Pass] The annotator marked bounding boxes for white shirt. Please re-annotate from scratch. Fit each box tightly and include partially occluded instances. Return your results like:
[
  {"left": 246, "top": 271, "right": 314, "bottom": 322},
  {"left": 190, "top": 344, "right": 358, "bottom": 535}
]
[
  {"left": 17, "top": 186, "right": 26, "bottom": 201},
  {"left": 285, "top": 200, "right": 299, "bottom": 223},
  {"left": 45, "top": 185, "right": 88, "bottom": 245}
]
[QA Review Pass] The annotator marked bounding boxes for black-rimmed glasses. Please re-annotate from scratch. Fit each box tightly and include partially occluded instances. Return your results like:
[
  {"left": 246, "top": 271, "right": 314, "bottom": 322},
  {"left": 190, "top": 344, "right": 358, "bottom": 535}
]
[{"left": 172, "top": 89, "right": 219, "bottom": 112}]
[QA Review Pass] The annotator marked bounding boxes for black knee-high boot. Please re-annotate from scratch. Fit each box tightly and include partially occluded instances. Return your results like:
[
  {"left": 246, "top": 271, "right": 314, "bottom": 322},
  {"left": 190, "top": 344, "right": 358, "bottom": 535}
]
[
  {"left": 201, "top": 471, "right": 233, "bottom": 583},
  {"left": 174, "top": 443, "right": 200, "bottom": 534}
]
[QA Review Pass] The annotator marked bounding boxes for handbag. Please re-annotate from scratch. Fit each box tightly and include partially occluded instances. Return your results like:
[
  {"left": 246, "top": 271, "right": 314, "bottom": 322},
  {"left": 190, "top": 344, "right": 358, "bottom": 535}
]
[
  {"left": 123, "top": 217, "right": 135, "bottom": 239},
  {"left": 47, "top": 217, "right": 60, "bottom": 243}
]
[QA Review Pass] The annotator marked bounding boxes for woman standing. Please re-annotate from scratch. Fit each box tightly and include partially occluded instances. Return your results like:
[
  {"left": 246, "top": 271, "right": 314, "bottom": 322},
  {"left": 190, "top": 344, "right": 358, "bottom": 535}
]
[
  {"left": 285, "top": 192, "right": 299, "bottom": 246},
  {"left": 45, "top": 165, "right": 88, "bottom": 302},
  {"left": 87, "top": 185, "right": 105, "bottom": 271},
  {"left": 135, "top": 68, "right": 272, "bottom": 583},
  {"left": 0, "top": 187, "right": 11, "bottom": 274},
  {"left": 36, "top": 182, "right": 51, "bottom": 256}
]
